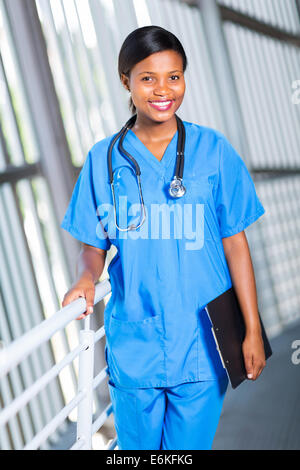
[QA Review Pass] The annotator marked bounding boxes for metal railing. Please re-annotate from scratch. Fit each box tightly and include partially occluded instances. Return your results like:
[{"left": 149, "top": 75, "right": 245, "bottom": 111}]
[{"left": 0, "top": 278, "right": 117, "bottom": 450}]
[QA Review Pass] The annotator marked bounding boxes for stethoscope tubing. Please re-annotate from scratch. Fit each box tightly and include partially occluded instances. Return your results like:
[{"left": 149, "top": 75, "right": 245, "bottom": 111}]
[
  {"left": 107, "top": 113, "right": 186, "bottom": 230},
  {"left": 108, "top": 113, "right": 185, "bottom": 183}
]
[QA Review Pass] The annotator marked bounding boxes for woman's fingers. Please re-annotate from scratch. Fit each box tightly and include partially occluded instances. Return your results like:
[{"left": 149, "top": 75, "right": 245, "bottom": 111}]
[
  {"left": 61, "top": 286, "right": 95, "bottom": 320},
  {"left": 243, "top": 333, "right": 266, "bottom": 381},
  {"left": 62, "top": 286, "right": 85, "bottom": 306},
  {"left": 243, "top": 351, "right": 254, "bottom": 380},
  {"left": 252, "top": 358, "right": 266, "bottom": 380},
  {"left": 76, "top": 287, "right": 96, "bottom": 320},
  {"left": 84, "top": 287, "right": 95, "bottom": 316}
]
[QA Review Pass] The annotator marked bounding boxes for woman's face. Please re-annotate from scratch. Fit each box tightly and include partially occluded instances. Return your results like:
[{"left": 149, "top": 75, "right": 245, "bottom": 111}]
[{"left": 121, "top": 50, "right": 186, "bottom": 123}]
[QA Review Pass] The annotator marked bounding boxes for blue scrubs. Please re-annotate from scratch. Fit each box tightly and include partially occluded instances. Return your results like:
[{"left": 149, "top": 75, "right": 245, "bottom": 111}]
[
  {"left": 108, "top": 375, "right": 229, "bottom": 450},
  {"left": 61, "top": 120, "right": 265, "bottom": 449}
]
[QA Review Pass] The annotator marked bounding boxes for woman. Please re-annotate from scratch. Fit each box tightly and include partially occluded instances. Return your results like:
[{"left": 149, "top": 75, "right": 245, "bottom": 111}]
[{"left": 61, "top": 26, "right": 267, "bottom": 450}]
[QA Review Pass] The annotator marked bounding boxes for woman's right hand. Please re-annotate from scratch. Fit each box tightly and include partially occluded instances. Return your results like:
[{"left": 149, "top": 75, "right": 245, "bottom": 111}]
[{"left": 62, "top": 273, "right": 95, "bottom": 320}]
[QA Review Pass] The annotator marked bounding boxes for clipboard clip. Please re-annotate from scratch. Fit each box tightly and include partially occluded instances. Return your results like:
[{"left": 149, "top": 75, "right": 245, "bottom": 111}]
[
  {"left": 205, "top": 306, "right": 226, "bottom": 370},
  {"left": 210, "top": 326, "right": 226, "bottom": 370}
]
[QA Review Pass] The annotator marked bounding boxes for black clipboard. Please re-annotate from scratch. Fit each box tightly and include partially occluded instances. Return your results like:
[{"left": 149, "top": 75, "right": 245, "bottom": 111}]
[{"left": 204, "top": 286, "right": 273, "bottom": 389}]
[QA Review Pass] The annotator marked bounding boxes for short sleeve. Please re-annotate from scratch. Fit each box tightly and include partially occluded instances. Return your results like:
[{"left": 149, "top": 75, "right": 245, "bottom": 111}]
[
  {"left": 60, "top": 150, "right": 111, "bottom": 250},
  {"left": 215, "top": 136, "right": 265, "bottom": 238}
]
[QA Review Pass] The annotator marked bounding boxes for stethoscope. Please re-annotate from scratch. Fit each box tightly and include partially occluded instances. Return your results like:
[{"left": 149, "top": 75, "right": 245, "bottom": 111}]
[{"left": 107, "top": 113, "right": 186, "bottom": 231}]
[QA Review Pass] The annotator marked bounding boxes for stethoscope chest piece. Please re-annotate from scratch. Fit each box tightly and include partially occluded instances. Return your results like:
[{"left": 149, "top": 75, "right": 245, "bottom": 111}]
[{"left": 168, "top": 176, "right": 186, "bottom": 198}]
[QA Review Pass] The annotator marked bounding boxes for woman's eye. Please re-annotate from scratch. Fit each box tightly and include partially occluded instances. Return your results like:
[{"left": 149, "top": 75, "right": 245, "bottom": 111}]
[{"left": 141, "top": 75, "right": 180, "bottom": 82}]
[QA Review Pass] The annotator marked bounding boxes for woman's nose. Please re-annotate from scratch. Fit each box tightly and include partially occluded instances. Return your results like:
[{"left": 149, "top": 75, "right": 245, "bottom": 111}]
[{"left": 153, "top": 80, "right": 170, "bottom": 95}]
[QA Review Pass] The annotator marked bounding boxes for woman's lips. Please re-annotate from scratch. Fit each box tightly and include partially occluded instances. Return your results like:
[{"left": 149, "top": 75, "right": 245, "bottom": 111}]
[{"left": 148, "top": 100, "right": 174, "bottom": 111}]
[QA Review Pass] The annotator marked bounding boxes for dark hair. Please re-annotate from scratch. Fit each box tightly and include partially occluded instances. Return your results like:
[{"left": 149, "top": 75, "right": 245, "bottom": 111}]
[{"left": 118, "top": 26, "right": 188, "bottom": 115}]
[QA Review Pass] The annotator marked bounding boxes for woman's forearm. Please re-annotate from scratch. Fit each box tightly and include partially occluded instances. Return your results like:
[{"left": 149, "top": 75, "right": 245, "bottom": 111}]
[
  {"left": 76, "top": 244, "right": 107, "bottom": 284},
  {"left": 222, "top": 232, "right": 262, "bottom": 335}
]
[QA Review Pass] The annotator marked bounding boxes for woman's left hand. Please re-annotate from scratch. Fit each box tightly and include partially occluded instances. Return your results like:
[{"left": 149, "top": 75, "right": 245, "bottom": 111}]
[{"left": 242, "top": 330, "right": 266, "bottom": 381}]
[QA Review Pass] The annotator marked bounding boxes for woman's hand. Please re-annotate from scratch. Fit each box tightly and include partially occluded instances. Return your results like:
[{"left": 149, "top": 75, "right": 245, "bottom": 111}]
[
  {"left": 242, "top": 330, "right": 266, "bottom": 381},
  {"left": 62, "top": 272, "right": 95, "bottom": 320}
]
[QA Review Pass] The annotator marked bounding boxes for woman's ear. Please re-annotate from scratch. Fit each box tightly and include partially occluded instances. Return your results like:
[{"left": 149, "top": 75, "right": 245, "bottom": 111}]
[{"left": 120, "top": 73, "right": 130, "bottom": 92}]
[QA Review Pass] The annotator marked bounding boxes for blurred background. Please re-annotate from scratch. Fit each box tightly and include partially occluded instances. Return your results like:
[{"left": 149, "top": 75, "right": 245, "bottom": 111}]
[{"left": 0, "top": 0, "right": 299, "bottom": 450}]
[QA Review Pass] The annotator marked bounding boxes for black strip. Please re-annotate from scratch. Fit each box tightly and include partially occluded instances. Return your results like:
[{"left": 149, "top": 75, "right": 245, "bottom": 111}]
[
  {"left": 219, "top": 5, "right": 300, "bottom": 48},
  {"left": 0, "top": 162, "right": 41, "bottom": 185},
  {"left": 252, "top": 168, "right": 300, "bottom": 181},
  {"left": 186, "top": 1, "right": 300, "bottom": 47}
]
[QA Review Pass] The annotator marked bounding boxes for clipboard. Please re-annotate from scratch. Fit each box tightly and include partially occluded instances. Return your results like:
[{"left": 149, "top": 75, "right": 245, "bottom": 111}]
[{"left": 204, "top": 286, "right": 273, "bottom": 389}]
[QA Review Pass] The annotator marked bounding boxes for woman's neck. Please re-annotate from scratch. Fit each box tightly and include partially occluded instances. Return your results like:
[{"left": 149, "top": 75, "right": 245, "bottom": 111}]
[{"left": 131, "top": 114, "right": 178, "bottom": 143}]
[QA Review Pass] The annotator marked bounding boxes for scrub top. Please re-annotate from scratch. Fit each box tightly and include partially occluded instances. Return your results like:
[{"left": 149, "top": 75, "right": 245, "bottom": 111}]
[{"left": 61, "top": 120, "right": 266, "bottom": 389}]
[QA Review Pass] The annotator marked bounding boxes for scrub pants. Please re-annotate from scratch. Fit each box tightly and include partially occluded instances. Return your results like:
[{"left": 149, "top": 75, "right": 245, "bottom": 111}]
[{"left": 108, "top": 375, "right": 228, "bottom": 450}]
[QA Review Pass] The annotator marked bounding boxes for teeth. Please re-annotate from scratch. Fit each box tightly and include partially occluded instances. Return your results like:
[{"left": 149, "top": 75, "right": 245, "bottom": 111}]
[{"left": 150, "top": 101, "right": 171, "bottom": 106}]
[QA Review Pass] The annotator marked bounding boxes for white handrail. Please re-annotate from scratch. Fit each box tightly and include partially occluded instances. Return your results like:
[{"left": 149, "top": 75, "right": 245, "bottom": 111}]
[
  {"left": 0, "top": 278, "right": 115, "bottom": 450},
  {"left": 0, "top": 343, "right": 86, "bottom": 427},
  {"left": 0, "top": 279, "right": 111, "bottom": 378},
  {"left": 23, "top": 391, "right": 86, "bottom": 450}
]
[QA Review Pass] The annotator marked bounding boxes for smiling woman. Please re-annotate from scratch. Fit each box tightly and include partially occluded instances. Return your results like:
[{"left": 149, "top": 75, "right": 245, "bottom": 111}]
[
  {"left": 120, "top": 51, "right": 185, "bottom": 146},
  {"left": 61, "top": 25, "right": 267, "bottom": 451},
  {"left": 118, "top": 26, "right": 187, "bottom": 145}
]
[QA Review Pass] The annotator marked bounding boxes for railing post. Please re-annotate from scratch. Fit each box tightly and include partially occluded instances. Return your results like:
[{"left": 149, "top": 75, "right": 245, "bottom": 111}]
[{"left": 76, "top": 326, "right": 95, "bottom": 450}]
